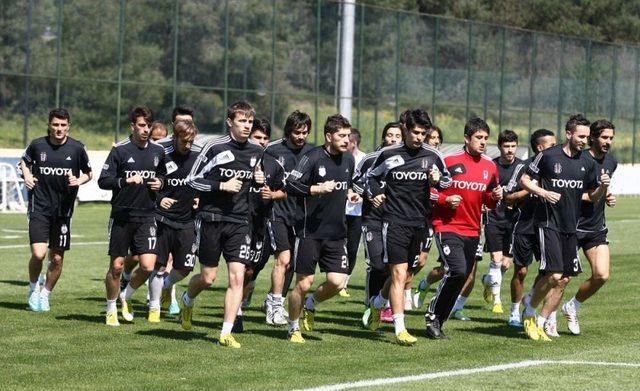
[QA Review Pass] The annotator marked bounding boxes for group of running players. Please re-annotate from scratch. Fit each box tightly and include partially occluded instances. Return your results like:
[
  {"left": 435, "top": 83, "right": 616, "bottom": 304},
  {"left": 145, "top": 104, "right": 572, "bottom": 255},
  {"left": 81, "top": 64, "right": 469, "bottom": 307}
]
[{"left": 20, "top": 101, "right": 617, "bottom": 347}]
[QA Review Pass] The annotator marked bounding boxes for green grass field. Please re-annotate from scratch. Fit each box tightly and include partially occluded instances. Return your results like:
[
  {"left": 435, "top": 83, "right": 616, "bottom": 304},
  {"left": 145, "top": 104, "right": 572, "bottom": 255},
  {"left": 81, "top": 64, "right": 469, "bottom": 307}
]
[{"left": 1, "top": 200, "right": 639, "bottom": 390}]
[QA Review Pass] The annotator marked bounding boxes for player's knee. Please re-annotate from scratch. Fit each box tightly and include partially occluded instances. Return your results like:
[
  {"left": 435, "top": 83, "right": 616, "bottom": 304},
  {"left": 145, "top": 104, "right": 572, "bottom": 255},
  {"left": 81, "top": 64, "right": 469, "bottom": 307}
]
[
  {"left": 244, "top": 267, "right": 255, "bottom": 281},
  {"left": 593, "top": 272, "right": 609, "bottom": 285},
  {"left": 139, "top": 263, "right": 154, "bottom": 274},
  {"left": 296, "top": 276, "right": 314, "bottom": 292},
  {"left": 515, "top": 267, "right": 528, "bottom": 281},
  {"left": 31, "top": 250, "right": 47, "bottom": 262},
  {"left": 109, "top": 264, "right": 123, "bottom": 279},
  {"left": 50, "top": 254, "right": 64, "bottom": 268}
]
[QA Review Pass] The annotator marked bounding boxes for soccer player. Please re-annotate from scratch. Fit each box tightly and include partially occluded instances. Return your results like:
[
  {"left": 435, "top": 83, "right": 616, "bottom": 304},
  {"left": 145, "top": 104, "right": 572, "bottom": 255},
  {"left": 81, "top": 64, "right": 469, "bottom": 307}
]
[
  {"left": 285, "top": 114, "right": 358, "bottom": 343},
  {"left": 519, "top": 114, "right": 609, "bottom": 342},
  {"left": 480, "top": 130, "right": 522, "bottom": 314},
  {"left": 150, "top": 121, "right": 168, "bottom": 141},
  {"left": 144, "top": 120, "right": 200, "bottom": 323},
  {"left": 365, "top": 109, "right": 450, "bottom": 346},
  {"left": 340, "top": 128, "right": 367, "bottom": 298},
  {"left": 181, "top": 101, "right": 265, "bottom": 348},
  {"left": 262, "top": 110, "right": 313, "bottom": 326},
  {"left": 504, "top": 129, "right": 556, "bottom": 328},
  {"left": 99, "top": 106, "right": 166, "bottom": 326},
  {"left": 561, "top": 119, "right": 617, "bottom": 335},
  {"left": 20, "top": 108, "right": 92, "bottom": 312},
  {"left": 354, "top": 122, "right": 403, "bottom": 326},
  {"left": 237, "top": 118, "right": 286, "bottom": 332},
  {"left": 425, "top": 117, "right": 502, "bottom": 339}
]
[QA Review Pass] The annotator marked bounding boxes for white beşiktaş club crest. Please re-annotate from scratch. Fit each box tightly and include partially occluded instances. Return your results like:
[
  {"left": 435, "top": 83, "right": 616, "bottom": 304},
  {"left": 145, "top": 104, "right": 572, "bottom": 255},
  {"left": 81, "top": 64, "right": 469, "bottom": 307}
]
[
  {"left": 366, "top": 231, "right": 373, "bottom": 242},
  {"left": 318, "top": 165, "right": 326, "bottom": 177},
  {"left": 250, "top": 156, "right": 257, "bottom": 167},
  {"left": 245, "top": 235, "right": 251, "bottom": 244},
  {"left": 40, "top": 152, "right": 47, "bottom": 162},
  {"left": 149, "top": 226, "right": 156, "bottom": 237},
  {"left": 442, "top": 244, "right": 451, "bottom": 256},
  {"left": 60, "top": 224, "right": 68, "bottom": 235},
  {"left": 154, "top": 155, "right": 159, "bottom": 167},
  {"left": 554, "top": 163, "right": 562, "bottom": 174},
  {"left": 483, "top": 169, "right": 489, "bottom": 180}
]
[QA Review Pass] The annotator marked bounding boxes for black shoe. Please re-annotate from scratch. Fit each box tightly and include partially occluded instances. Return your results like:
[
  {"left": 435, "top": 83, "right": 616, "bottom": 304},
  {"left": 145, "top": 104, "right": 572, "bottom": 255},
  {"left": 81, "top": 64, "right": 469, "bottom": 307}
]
[
  {"left": 232, "top": 315, "right": 244, "bottom": 333},
  {"left": 425, "top": 314, "right": 448, "bottom": 340}
]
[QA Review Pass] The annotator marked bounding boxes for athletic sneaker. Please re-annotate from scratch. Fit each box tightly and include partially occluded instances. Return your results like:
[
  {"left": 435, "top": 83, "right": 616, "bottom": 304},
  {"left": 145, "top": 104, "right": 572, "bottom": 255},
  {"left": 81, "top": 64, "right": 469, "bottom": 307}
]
[
  {"left": 120, "top": 295, "right": 134, "bottom": 322},
  {"left": 380, "top": 307, "right": 393, "bottom": 323},
  {"left": 271, "top": 305, "right": 288, "bottom": 326},
  {"left": 537, "top": 326, "right": 552, "bottom": 342},
  {"left": 395, "top": 330, "right": 417, "bottom": 346},
  {"left": 168, "top": 300, "right": 180, "bottom": 315},
  {"left": 160, "top": 289, "right": 171, "bottom": 311},
  {"left": 425, "top": 314, "right": 447, "bottom": 340},
  {"left": 561, "top": 302, "right": 581, "bottom": 335},
  {"left": 338, "top": 288, "right": 351, "bottom": 298},
  {"left": 367, "top": 298, "right": 381, "bottom": 331},
  {"left": 261, "top": 298, "right": 269, "bottom": 314},
  {"left": 302, "top": 307, "right": 315, "bottom": 331},
  {"left": 361, "top": 307, "right": 371, "bottom": 328},
  {"left": 508, "top": 316, "right": 523, "bottom": 328},
  {"left": 491, "top": 302, "right": 504, "bottom": 314},
  {"left": 39, "top": 296, "right": 50, "bottom": 312},
  {"left": 413, "top": 279, "right": 429, "bottom": 309},
  {"left": 288, "top": 328, "right": 305, "bottom": 343},
  {"left": 232, "top": 314, "right": 244, "bottom": 333},
  {"left": 522, "top": 315, "right": 539, "bottom": 341},
  {"left": 544, "top": 320, "right": 560, "bottom": 338},
  {"left": 148, "top": 308, "right": 161, "bottom": 323},
  {"left": 28, "top": 290, "right": 40, "bottom": 312},
  {"left": 481, "top": 274, "right": 492, "bottom": 304},
  {"left": 105, "top": 310, "right": 120, "bottom": 327},
  {"left": 179, "top": 292, "right": 192, "bottom": 330},
  {"left": 218, "top": 334, "right": 241, "bottom": 348},
  {"left": 450, "top": 309, "right": 470, "bottom": 321}
]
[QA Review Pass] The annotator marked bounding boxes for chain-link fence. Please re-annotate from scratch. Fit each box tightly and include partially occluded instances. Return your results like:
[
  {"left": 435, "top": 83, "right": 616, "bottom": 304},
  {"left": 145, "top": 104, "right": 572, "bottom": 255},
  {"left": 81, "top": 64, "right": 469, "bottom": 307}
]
[{"left": 1, "top": 0, "right": 638, "bottom": 162}]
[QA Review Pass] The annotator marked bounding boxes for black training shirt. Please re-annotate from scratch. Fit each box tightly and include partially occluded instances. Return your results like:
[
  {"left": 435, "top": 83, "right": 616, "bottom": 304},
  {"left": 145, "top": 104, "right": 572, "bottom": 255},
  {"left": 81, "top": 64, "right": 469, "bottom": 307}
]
[
  {"left": 578, "top": 152, "right": 617, "bottom": 232},
  {"left": 486, "top": 156, "right": 522, "bottom": 227}
]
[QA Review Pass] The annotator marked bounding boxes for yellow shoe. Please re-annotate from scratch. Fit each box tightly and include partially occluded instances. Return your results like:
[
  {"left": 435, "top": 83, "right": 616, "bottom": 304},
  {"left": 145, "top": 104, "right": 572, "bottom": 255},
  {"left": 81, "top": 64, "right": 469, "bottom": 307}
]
[
  {"left": 523, "top": 316, "right": 540, "bottom": 341},
  {"left": 482, "top": 275, "right": 492, "bottom": 304},
  {"left": 537, "top": 327, "right": 552, "bottom": 342},
  {"left": 160, "top": 289, "right": 171, "bottom": 311},
  {"left": 219, "top": 333, "right": 241, "bottom": 348},
  {"left": 106, "top": 310, "right": 120, "bottom": 327},
  {"left": 367, "top": 302, "right": 381, "bottom": 331},
  {"left": 288, "top": 329, "right": 305, "bottom": 343},
  {"left": 179, "top": 296, "right": 193, "bottom": 331},
  {"left": 395, "top": 330, "right": 418, "bottom": 346},
  {"left": 492, "top": 302, "right": 504, "bottom": 314},
  {"left": 302, "top": 308, "right": 315, "bottom": 331},
  {"left": 120, "top": 297, "right": 134, "bottom": 322},
  {"left": 148, "top": 308, "right": 161, "bottom": 323},
  {"left": 338, "top": 288, "right": 351, "bottom": 298}
]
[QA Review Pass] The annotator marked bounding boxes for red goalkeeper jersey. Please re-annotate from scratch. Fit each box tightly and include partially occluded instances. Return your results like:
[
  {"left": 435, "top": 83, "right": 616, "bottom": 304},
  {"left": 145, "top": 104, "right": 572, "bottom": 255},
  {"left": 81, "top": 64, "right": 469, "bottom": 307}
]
[{"left": 431, "top": 149, "right": 499, "bottom": 237}]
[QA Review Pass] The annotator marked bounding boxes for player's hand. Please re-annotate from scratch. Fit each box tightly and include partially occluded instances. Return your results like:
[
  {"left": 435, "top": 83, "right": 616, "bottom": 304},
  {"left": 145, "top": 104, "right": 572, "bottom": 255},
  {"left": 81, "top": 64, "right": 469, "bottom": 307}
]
[
  {"left": 599, "top": 169, "right": 610, "bottom": 188},
  {"left": 160, "top": 197, "right": 177, "bottom": 210},
  {"left": 254, "top": 164, "right": 265, "bottom": 185},
  {"left": 429, "top": 164, "right": 441, "bottom": 185},
  {"left": 221, "top": 175, "right": 242, "bottom": 193},
  {"left": 261, "top": 184, "right": 273, "bottom": 200},
  {"left": 316, "top": 180, "right": 336, "bottom": 194},
  {"left": 445, "top": 194, "right": 463, "bottom": 209},
  {"left": 67, "top": 173, "right": 79, "bottom": 187},
  {"left": 192, "top": 197, "right": 200, "bottom": 209},
  {"left": 605, "top": 192, "right": 616, "bottom": 207},
  {"left": 24, "top": 175, "right": 38, "bottom": 190},
  {"left": 147, "top": 177, "right": 162, "bottom": 191},
  {"left": 126, "top": 175, "right": 144, "bottom": 185},
  {"left": 348, "top": 191, "right": 362, "bottom": 203},
  {"left": 491, "top": 185, "right": 503, "bottom": 201},
  {"left": 371, "top": 194, "right": 386, "bottom": 208},
  {"left": 542, "top": 189, "right": 561, "bottom": 204}
]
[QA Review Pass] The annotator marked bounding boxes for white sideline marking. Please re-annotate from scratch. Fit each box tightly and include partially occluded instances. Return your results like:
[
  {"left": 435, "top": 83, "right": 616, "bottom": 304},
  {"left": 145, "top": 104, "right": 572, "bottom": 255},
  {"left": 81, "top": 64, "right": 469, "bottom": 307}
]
[
  {"left": 297, "top": 360, "right": 640, "bottom": 391},
  {"left": 0, "top": 241, "right": 107, "bottom": 249},
  {"left": 2, "top": 229, "right": 27, "bottom": 233},
  {"left": 1, "top": 235, "right": 21, "bottom": 239}
]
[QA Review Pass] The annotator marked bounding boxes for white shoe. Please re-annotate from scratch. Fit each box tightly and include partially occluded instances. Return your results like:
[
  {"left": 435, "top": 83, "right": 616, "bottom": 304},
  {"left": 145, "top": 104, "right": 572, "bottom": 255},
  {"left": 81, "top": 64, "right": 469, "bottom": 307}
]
[
  {"left": 265, "top": 302, "right": 275, "bottom": 325},
  {"left": 544, "top": 320, "right": 560, "bottom": 337},
  {"left": 271, "top": 304, "right": 288, "bottom": 326},
  {"left": 561, "top": 302, "right": 581, "bottom": 335}
]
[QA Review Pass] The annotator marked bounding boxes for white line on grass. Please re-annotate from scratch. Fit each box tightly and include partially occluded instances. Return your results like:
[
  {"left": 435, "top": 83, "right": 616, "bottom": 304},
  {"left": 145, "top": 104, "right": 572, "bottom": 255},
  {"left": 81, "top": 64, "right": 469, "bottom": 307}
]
[
  {"left": 0, "top": 241, "right": 107, "bottom": 249},
  {"left": 297, "top": 360, "right": 640, "bottom": 391}
]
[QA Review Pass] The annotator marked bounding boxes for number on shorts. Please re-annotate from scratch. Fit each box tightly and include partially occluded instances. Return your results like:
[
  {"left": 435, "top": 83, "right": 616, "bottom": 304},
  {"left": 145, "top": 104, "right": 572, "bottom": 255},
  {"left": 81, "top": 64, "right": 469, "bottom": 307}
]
[
  {"left": 341, "top": 255, "right": 348, "bottom": 269},
  {"left": 184, "top": 254, "right": 195, "bottom": 267},
  {"left": 411, "top": 255, "right": 420, "bottom": 268},
  {"left": 239, "top": 245, "right": 250, "bottom": 260},
  {"left": 148, "top": 237, "right": 156, "bottom": 250},
  {"left": 59, "top": 234, "right": 67, "bottom": 247},
  {"left": 573, "top": 257, "right": 579, "bottom": 272}
]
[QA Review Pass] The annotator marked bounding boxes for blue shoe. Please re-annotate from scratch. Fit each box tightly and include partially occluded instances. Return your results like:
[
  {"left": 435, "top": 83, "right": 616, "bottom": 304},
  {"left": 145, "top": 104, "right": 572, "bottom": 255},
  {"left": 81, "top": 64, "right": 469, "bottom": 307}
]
[
  {"left": 28, "top": 290, "right": 41, "bottom": 312},
  {"left": 168, "top": 300, "right": 180, "bottom": 315},
  {"left": 508, "top": 318, "right": 523, "bottom": 328}
]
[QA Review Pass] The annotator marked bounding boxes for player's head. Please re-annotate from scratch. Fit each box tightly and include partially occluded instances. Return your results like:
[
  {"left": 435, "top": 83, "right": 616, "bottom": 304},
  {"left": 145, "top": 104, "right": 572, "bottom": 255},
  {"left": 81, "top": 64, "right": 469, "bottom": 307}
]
[
  {"left": 564, "top": 114, "right": 590, "bottom": 153},
  {"left": 173, "top": 120, "right": 198, "bottom": 154},
  {"left": 398, "top": 109, "right": 411, "bottom": 125},
  {"left": 283, "top": 110, "right": 311, "bottom": 149},
  {"left": 250, "top": 118, "right": 272, "bottom": 149},
  {"left": 530, "top": 128, "right": 556, "bottom": 154},
  {"left": 324, "top": 114, "right": 351, "bottom": 154},
  {"left": 172, "top": 106, "right": 195, "bottom": 124},
  {"left": 226, "top": 100, "right": 255, "bottom": 142},
  {"left": 498, "top": 129, "right": 518, "bottom": 163},
  {"left": 589, "top": 119, "right": 615, "bottom": 155},
  {"left": 130, "top": 106, "right": 154, "bottom": 143},
  {"left": 426, "top": 125, "right": 443, "bottom": 148},
  {"left": 47, "top": 108, "right": 70, "bottom": 143},
  {"left": 348, "top": 128, "right": 361, "bottom": 153},
  {"left": 149, "top": 121, "right": 168, "bottom": 141},
  {"left": 403, "top": 109, "right": 432, "bottom": 149},
  {"left": 464, "top": 117, "right": 490, "bottom": 156},
  {"left": 381, "top": 121, "right": 404, "bottom": 147}
]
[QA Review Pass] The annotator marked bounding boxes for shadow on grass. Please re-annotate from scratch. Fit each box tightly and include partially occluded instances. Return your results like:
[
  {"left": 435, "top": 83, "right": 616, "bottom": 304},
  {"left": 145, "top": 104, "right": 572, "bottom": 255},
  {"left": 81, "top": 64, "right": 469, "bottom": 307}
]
[
  {"left": 0, "top": 301, "right": 28, "bottom": 311},
  {"left": 0, "top": 279, "right": 29, "bottom": 287},
  {"left": 456, "top": 324, "right": 523, "bottom": 339},
  {"left": 137, "top": 328, "right": 211, "bottom": 342},
  {"left": 78, "top": 296, "right": 104, "bottom": 303},
  {"left": 469, "top": 316, "right": 509, "bottom": 325},
  {"left": 248, "top": 328, "right": 323, "bottom": 341},
  {"left": 56, "top": 313, "right": 105, "bottom": 324},
  {"left": 317, "top": 326, "right": 387, "bottom": 342}
]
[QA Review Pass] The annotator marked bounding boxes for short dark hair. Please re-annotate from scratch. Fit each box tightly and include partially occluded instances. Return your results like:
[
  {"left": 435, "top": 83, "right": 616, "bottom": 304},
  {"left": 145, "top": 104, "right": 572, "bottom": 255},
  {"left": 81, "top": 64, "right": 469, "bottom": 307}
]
[
  {"left": 464, "top": 117, "right": 490, "bottom": 137},
  {"left": 227, "top": 100, "right": 255, "bottom": 121},
  {"left": 49, "top": 108, "right": 70, "bottom": 123},
  {"left": 398, "top": 109, "right": 411, "bottom": 125},
  {"left": 498, "top": 129, "right": 518, "bottom": 146},
  {"left": 565, "top": 114, "right": 590, "bottom": 133},
  {"left": 530, "top": 128, "right": 555, "bottom": 152},
  {"left": 381, "top": 121, "right": 406, "bottom": 142},
  {"left": 589, "top": 119, "right": 615, "bottom": 143},
  {"left": 324, "top": 114, "right": 351, "bottom": 135},
  {"left": 404, "top": 109, "right": 432, "bottom": 132},
  {"left": 427, "top": 125, "right": 443, "bottom": 143},
  {"left": 284, "top": 110, "right": 311, "bottom": 138},
  {"left": 251, "top": 118, "right": 272, "bottom": 138},
  {"left": 130, "top": 106, "right": 153, "bottom": 124},
  {"left": 171, "top": 106, "right": 195, "bottom": 122},
  {"left": 349, "top": 128, "right": 361, "bottom": 146}
]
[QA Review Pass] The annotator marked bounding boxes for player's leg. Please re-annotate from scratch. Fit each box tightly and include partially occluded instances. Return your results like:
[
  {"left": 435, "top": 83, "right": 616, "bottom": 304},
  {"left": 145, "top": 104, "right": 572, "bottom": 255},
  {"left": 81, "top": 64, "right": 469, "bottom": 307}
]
[
  {"left": 219, "top": 261, "right": 246, "bottom": 348},
  {"left": 27, "top": 213, "right": 50, "bottom": 310},
  {"left": 306, "top": 272, "right": 347, "bottom": 315},
  {"left": 450, "top": 261, "right": 477, "bottom": 321},
  {"left": 147, "top": 265, "right": 165, "bottom": 323},
  {"left": 340, "top": 215, "right": 361, "bottom": 297},
  {"left": 120, "top": 255, "right": 138, "bottom": 292},
  {"left": 362, "top": 224, "right": 389, "bottom": 327},
  {"left": 267, "top": 221, "right": 293, "bottom": 323},
  {"left": 287, "top": 272, "right": 314, "bottom": 343},
  {"left": 38, "top": 249, "right": 64, "bottom": 312},
  {"left": 105, "top": 255, "right": 125, "bottom": 325}
]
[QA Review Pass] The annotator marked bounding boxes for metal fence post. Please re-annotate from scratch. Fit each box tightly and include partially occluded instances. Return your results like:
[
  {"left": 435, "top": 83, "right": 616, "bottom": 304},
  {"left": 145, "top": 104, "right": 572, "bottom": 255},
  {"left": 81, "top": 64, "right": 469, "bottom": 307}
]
[
  {"left": 23, "top": 0, "right": 33, "bottom": 147},
  {"left": 633, "top": 48, "right": 639, "bottom": 165},
  {"left": 115, "top": 0, "right": 125, "bottom": 142},
  {"left": 556, "top": 37, "right": 565, "bottom": 139},
  {"left": 357, "top": 3, "right": 364, "bottom": 132},
  {"left": 270, "top": 0, "right": 277, "bottom": 126},
  {"left": 465, "top": 21, "right": 472, "bottom": 120},
  {"left": 222, "top": 0, "right": 229, "bottom": 132},
  {"left": 584, "top": 40, "right": 592, "bottom": 115},
  {"left": 528, "top": 32, "right": 536, "bottom": 139},
  {"left": 171, "top": 0, "right": 179, "bottom": 108},
  {"left": 394, "top": 10, "right": 400, "bottom": 118},
  {"left": 498, "top": 26, "right": 506, "bottom": 130},
  {"left": 54, "top": 0, "right": 63, "bottom": 107},
  {"left": 314, "top": 0, "right": 321, "bottom": 145},
  {"left": 610, "top": 46, "right": 617, "bottom": 122},
  {"left": 431, "top": 17, "right": 439, "bottom": 119}
]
